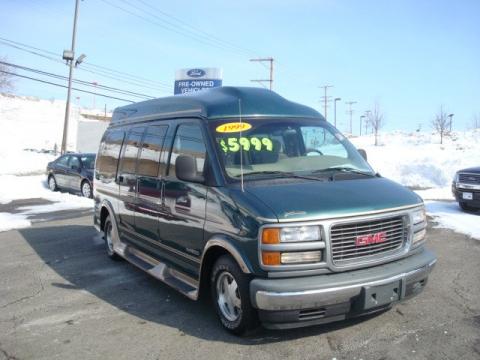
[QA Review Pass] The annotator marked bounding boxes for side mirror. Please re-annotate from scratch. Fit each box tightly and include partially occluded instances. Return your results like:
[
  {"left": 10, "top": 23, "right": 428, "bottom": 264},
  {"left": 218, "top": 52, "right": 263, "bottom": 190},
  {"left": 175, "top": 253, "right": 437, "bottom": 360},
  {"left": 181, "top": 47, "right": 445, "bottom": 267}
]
[
  {"left": 358, "top": 149, "right": 367, "bottom": 161},
  {"left": 175, "top": 155, "right": 204, "bottom": 183}
]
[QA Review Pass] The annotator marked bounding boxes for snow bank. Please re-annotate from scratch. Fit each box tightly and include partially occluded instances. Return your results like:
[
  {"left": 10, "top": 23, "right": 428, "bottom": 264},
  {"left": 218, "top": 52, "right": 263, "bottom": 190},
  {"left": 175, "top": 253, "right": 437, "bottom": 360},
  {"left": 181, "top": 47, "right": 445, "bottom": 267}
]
[
  {"left": 0, "top": 212, "right": 31, "bottom": 232},
  {"left": 425, "top": 201, "right": 480, "bottom": 239},
  {"left": 0, "top": 150, "right": 56, "bottom": 176},
  {"left": 350, "top": 130, "right": 480, "bottom": 189},
  {"left": 0, "top": 175, "right": 93, "bottom": 206}
]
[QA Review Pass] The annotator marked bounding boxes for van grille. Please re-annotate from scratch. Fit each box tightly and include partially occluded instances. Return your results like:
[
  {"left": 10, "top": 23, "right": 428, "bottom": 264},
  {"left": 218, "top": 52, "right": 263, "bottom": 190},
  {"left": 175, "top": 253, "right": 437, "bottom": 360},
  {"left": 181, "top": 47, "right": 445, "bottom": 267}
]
[
  {"left": 330, "top": 216, "right": 407, "bottom": 265},
  {"left": 458, "top": 173, "right": 480, "bottom": 184}
]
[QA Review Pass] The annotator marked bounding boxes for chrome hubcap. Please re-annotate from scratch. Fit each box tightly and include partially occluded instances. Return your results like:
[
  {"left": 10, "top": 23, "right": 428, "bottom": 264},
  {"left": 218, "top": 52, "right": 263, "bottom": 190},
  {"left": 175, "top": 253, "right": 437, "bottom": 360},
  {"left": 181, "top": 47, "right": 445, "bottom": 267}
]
[
  {"left": 82, "top": 182, "right": 91, "bottom": 197},
  {"left": 49, "top": 177, "right": 55, "bottom": 190},
  {"left": 216, "top": 271, "right": 241, "bottom": 322}
]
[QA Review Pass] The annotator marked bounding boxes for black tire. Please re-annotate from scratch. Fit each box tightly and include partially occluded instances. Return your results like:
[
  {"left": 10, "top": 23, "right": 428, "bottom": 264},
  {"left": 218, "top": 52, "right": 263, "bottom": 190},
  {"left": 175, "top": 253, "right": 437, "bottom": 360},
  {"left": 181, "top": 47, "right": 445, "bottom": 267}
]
[
  {"left": 210, "top": 255, "right": 258, "bottom": 335},
  {"left": 459, "top": 202, "right": 476, "bottom": 212},
  {"left": 104, "top": 216, "right": 121, "bottom": 261},
  {"left": 81, "top": 180, "right": 93, "bottom": 198},
  {"left": 48, "top": 175, "right": 58, "bottom": 191}
]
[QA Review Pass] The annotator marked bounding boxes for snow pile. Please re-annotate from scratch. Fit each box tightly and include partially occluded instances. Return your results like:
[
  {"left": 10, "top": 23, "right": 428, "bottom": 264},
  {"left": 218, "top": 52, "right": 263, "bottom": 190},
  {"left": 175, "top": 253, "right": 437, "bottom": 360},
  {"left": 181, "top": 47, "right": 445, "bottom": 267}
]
[
  {"left": 0, "top": 150, "right": 56, "bottom": 175},
  {"left": 0, "top": 175, "right": 93, "bottom": 232},
  {"left": 425, "top": 201, "right": 480, "bottom": 239},
  {"left": 0, "top": 175, "right": 93, "bottom": 206},
  {"left": 0, "top": 93, "right": 77, "bottom": 152},
  {"left": 350, "top": 130, "right": 480, "bottom": 189}
]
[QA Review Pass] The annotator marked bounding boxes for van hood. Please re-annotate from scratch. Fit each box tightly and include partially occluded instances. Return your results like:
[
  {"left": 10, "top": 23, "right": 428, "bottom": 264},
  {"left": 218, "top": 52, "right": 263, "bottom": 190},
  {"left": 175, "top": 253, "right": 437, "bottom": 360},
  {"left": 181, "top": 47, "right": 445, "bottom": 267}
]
[{"left": 244, "top": 177, "right": 422, "bottom": 222}]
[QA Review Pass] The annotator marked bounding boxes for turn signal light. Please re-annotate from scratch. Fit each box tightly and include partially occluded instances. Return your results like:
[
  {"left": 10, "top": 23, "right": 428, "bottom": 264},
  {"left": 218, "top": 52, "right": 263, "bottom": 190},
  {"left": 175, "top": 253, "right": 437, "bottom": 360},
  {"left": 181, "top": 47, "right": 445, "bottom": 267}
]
[
  {"left": 262, "top": 228, "right": 280, "bottom": 244},
  {"left": 262, "top": 251, "right": 280, "bottom": 265}
]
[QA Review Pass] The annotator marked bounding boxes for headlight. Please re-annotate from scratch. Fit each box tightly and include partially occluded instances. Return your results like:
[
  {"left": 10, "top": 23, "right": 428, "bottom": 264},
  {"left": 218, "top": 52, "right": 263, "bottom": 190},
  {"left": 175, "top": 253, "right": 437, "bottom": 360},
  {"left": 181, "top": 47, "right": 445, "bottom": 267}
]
[
  {"left": 411, "top": 207, "right": 427, "bottom": 246},
  {"left": 412, "top": 208, "right": 426, "bottom": 225},
  {"left": 260, "top": 226, "right": 324, "bottom": 266},
  {"left": 453, "top": 172, "right": 459, "bottom": 183},
  {"left": 261, "top": 225, "right": 321, "bottom": 244}
]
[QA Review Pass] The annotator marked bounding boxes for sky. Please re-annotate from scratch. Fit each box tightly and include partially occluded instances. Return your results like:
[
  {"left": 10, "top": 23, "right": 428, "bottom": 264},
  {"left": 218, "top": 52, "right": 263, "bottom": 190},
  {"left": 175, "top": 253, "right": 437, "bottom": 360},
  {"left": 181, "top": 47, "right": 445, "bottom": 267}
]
[{"left": 0, "top": 0, "right": 479, "bottom": 133}]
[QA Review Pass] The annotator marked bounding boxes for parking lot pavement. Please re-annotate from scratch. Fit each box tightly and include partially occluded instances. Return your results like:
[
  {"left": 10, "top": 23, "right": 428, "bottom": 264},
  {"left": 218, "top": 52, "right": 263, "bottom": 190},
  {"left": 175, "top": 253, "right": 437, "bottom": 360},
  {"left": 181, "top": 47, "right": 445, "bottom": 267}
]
[{"left": 0, "top": 215, "right": 479, "bottom": 360}]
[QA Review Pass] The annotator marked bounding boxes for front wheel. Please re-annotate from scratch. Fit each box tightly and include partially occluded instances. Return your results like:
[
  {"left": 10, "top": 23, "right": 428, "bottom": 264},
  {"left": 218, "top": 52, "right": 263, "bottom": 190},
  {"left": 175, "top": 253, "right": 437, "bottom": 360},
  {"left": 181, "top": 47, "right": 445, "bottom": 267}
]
[
  {"left": 210, "top": 255, "right": 258, "bottom": 335},
  {"left": 48, "top": 175, "right": 58, "bottom": 191},
  {"left": 104, "top": 216, "right": 121, "bottom": 261}
]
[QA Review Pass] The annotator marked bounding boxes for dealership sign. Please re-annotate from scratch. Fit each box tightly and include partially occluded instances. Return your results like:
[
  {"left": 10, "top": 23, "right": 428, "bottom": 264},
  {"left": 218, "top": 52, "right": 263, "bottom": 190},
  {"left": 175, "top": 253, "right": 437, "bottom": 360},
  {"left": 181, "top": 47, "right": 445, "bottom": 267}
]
[{"left": 174, "top": 68, "right": 223, "bottom": 95}]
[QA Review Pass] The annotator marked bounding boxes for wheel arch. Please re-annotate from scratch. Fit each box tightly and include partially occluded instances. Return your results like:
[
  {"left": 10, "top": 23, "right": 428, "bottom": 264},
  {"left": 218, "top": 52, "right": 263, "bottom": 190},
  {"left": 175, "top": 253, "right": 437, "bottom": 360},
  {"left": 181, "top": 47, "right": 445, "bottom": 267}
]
[
  {"left": 99, "top": 200, "right": 116, "bottom": 232},
  {"left": 198, "top": 236, "right": 253, "bottom": 299}
]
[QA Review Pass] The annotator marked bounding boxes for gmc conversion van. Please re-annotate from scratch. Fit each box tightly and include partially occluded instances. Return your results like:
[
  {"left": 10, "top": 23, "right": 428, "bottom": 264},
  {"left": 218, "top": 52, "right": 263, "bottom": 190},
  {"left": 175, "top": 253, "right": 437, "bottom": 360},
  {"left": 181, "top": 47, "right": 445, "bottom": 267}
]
[{"left": 93, "top": 87, "right": 436, "bottom": 334}]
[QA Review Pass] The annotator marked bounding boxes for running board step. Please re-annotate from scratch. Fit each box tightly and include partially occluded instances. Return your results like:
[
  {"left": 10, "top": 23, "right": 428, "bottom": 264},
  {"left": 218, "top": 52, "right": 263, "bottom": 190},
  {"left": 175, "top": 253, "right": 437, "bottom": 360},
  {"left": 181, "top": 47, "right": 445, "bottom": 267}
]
[{"left": 123, "top": 246, "right": 199, "bottom": 300}]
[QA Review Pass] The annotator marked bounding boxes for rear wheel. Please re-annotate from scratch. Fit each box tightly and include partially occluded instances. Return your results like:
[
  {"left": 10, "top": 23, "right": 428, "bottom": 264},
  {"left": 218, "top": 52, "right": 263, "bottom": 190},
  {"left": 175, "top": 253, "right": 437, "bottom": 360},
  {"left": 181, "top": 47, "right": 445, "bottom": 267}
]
[
  {"left": 104, "top": 216, "right": 121, "bottom": 260},
  {"left": 81, "top": 180, "right": 92, "bottom": 198},
  {"left": 210, "top": 255, "right": 258, "bottom": 335},
  {"left": 48, "top": 175, "right": 58, "bottom": 191}
]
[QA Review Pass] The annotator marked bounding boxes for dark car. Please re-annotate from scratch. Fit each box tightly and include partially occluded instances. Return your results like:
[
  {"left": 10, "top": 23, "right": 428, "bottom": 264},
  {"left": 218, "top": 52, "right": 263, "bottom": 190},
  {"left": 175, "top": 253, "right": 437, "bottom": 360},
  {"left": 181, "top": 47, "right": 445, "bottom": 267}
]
[
  {"left": 93, "top": 87, "right": 435, "bottom": 334},
  {"left": 452, "top": 167, "right": 480, "bottom": 212},
  {"left": 47, "top": 153, "right": 95, "bottom": 198}
]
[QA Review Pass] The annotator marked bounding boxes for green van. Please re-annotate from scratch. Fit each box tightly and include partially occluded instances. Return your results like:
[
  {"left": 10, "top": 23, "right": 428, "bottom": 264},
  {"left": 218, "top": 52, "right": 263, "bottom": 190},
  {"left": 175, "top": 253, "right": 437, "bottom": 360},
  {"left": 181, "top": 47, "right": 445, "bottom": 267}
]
[{"left": 93, "top": 87, "right": 436, "bottom": 334}]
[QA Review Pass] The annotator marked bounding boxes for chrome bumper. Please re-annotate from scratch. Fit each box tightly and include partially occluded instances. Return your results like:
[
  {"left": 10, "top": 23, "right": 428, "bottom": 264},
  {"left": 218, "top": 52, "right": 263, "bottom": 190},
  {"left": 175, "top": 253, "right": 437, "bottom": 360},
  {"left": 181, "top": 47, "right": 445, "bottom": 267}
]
[{"left": 250, "top": 248, "right": 436, "bottom": 312}]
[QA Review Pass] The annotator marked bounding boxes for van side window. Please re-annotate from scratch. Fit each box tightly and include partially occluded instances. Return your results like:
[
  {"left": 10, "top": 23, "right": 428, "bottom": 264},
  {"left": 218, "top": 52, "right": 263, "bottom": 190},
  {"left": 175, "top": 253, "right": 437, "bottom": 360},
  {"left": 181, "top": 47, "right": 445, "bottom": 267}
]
[
  {"left": 169, "top": 124, "right": 206, "bottom": 178},
  {"left": 137, "top": 125, "right": 168, "bottom": 177},
  {"left": 96, "top": 130, "right": 125, "bottom": 180},
  {"left": 120, "top": 127, "right": 145, "bottom": 174}
]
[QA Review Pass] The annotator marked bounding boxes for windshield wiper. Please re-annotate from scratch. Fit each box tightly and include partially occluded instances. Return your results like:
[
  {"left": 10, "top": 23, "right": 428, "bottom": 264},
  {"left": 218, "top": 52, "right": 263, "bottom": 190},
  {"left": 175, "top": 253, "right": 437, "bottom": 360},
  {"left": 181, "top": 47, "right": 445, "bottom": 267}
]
[
  {"left": 311, "top": 166, "right": 374, "bottom": 179},
  {"left": 234, "top": 170, "right": 326, "bottom": 181}
]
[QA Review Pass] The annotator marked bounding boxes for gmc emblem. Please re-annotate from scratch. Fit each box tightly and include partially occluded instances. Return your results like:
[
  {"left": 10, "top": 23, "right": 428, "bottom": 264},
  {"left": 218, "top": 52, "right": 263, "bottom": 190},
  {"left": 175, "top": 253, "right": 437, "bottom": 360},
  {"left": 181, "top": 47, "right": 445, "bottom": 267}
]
[{"left": 355, "top": 231, "right": 387, "bottom": 246}]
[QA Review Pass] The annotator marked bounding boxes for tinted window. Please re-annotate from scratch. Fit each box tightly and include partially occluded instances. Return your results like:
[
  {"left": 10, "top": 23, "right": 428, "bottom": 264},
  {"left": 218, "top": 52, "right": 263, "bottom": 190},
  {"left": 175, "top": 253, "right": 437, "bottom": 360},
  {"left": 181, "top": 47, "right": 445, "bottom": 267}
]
[
  {"left": 96, "top": 130, "right": 125, "bottom": 180},
  {"left": 169, "top": 124, "right": 206, "bottom": 178},
  {"left": 120, "top": 127, "right": 145, "bottom": 174},
  {"left": 137, "top": 125, "right": 168, "bottom": 177},
  {"left": 56, "top": 156, "right": 69, "bottom": 166},
  {"left": 80, "top": 155, "right": 95, "bottom": 169},
  {"left": 69, "top": 156, "right": 80, "bottom": 168}
]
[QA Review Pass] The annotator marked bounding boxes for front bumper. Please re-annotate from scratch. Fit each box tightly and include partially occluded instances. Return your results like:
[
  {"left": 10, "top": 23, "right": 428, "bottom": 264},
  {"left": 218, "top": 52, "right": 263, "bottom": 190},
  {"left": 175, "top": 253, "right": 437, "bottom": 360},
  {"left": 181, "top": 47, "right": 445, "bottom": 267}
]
[
  {"left": 250, "top": 248, "right": 436, "bottom": 329},
  {"left": 452, "top": 186, "right": 480, "bottom": 208}
]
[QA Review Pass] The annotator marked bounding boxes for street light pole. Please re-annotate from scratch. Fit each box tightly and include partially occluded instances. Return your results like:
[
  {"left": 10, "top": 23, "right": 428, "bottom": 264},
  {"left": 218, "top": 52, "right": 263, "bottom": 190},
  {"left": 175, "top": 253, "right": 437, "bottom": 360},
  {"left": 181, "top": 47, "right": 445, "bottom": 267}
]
[
  {"left": 448, "top": 113, "right": 454, "bottom": 132},
  {"left": 61, "top": 0, "right": 81, "bottom": 154},
  {"left": 334, "top": 97, "right": 341, "bottom": 127}
]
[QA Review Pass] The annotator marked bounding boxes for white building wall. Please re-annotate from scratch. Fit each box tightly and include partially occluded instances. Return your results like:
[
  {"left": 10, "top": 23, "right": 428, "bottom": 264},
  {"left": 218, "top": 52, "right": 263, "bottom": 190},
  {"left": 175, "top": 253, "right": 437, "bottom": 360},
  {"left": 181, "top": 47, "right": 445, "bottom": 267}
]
[{"left": 76, "top": 119, "right": 109, "bottom": 153}]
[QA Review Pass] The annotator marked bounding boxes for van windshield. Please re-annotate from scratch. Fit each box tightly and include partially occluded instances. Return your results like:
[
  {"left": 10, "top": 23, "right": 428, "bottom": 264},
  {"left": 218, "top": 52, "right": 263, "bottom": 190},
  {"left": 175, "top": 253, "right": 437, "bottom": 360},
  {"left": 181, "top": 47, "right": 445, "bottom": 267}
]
[{"left": 210, "top": 118, "right": 374, "bottom": 179}]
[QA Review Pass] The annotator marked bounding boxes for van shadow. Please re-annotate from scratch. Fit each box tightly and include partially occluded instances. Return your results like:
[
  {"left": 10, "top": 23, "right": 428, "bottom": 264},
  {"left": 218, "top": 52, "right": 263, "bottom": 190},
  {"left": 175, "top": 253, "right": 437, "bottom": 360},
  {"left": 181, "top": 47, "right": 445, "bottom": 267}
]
[{"left": 19, "top": 224, "right": 378, "bottom": 345}]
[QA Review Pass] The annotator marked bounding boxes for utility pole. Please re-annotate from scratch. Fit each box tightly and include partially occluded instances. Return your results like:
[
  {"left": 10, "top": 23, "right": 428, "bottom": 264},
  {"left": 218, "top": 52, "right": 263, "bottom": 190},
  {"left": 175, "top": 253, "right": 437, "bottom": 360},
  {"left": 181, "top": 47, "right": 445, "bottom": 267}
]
[
  {"left": 250, "top": 57, "right": 274, "bottom": 90},
  {"left": 334, "top": 97, "right": 341, "bottom": 127},
  {"left": 61, "top": 0, "right": 81, "bottom": 154},
  {"left": 360, "top": 115, "right": 366, "bottom": 136},
  {"left": 319, "top": 85, "right": 333, "bottom": 121},
  {"left": 345, "top": 101, "right": 357, "bottom": 134}
]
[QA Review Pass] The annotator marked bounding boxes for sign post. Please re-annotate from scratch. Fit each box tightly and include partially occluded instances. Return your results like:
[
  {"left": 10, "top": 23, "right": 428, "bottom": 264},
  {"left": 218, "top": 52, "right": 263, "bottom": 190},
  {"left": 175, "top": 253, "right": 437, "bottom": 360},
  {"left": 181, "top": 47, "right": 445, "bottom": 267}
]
[{"left": 174, "top": 68, "right": 223, "bottom": 95}]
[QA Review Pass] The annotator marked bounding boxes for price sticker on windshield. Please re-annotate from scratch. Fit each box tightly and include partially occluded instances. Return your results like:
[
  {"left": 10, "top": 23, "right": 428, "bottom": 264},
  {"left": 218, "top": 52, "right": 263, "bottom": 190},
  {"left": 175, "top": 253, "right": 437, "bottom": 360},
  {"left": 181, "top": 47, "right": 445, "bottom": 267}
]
[
  {"left": 219, "top": 137, "right": 274, "bottom": 153},
  {"left": 216, "top": 122, "right": 252, "bottom": 133}
]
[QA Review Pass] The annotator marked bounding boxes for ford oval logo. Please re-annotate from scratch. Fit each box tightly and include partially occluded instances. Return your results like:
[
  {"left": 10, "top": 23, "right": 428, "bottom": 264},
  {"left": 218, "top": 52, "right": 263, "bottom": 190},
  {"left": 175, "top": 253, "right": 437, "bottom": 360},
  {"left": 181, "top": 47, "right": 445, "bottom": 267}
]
[{"left": 187, "top": 69, "right": 206, "bottom": 78}]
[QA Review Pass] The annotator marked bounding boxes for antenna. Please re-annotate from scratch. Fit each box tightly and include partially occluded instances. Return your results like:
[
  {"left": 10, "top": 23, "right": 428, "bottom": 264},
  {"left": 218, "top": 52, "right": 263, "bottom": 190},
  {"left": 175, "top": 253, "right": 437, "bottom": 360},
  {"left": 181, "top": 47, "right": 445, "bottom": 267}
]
[{"left": 238, "top": 99, "right": 245, "bottom": 192}]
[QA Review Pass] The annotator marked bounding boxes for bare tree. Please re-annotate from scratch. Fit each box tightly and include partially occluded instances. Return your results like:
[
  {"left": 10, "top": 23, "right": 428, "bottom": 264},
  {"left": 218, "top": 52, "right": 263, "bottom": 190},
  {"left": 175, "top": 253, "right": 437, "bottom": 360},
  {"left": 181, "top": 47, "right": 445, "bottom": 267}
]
[
  {"left": 0, "top": 56, "right": 15, "bottom": 91},
  {"left": 366, "top": 102, "right": 385, "bottom": 146},
  {"left": 431, "top": 105, "right": 451, "bottom": 144}
]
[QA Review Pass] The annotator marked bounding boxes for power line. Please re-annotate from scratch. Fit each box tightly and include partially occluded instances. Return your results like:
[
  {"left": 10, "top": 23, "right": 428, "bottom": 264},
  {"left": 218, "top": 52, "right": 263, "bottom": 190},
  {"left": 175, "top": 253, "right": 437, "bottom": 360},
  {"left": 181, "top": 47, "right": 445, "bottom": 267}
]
[
  {"left": 0, "top": 60, "right": 156, "bottom": 99},
  {"left": 319, "top": 85, "right": 334, "bottom": 121},
  {"left": 99, "top": 0, "right": 255, "bottom": 58},
  {"left": 0, "top": 37, "right": 171, "bottom": 91},
  {"left": 0, "top": 70, "right": 136, "bottom": 103}
]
